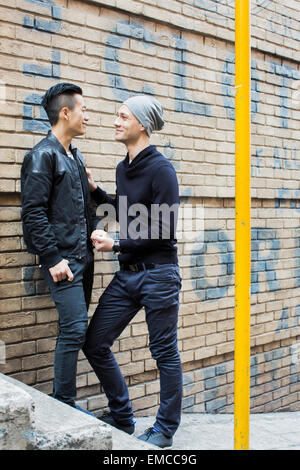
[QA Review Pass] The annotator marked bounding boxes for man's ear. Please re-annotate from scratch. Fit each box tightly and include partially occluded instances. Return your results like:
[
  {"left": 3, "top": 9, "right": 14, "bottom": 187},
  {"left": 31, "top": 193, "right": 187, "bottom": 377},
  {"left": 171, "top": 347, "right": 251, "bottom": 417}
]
[{"left": 59, "top": 106, "right": 70, "bottom": 121}]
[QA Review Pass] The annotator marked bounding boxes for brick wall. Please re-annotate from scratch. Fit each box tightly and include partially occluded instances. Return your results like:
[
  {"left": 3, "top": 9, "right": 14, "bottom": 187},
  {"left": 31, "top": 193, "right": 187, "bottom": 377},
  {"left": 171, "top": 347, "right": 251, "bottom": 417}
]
[{"left": 0, "top": 0, "right": 299, "bottom": 415}]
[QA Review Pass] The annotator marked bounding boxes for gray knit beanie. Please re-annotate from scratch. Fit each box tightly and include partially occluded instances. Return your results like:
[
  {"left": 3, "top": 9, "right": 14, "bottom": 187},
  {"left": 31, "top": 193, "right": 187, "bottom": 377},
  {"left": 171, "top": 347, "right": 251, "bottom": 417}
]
[{"left": 123, "top": 95, "right": 164, "bottom": 136}]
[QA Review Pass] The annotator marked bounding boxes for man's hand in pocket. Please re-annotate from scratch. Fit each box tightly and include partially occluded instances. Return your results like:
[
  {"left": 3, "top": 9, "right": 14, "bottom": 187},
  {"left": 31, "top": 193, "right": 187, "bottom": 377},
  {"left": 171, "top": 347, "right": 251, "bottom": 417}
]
[{"left": 49, "top": 259, "right": 74, "bottom": 283}]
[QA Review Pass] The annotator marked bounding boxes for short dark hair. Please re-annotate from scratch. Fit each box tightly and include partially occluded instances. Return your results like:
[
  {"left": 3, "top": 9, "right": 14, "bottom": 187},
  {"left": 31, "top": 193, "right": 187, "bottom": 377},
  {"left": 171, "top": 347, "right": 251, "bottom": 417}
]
[{"left": 41, "top": 82, "right": 83, "bottom": 126}]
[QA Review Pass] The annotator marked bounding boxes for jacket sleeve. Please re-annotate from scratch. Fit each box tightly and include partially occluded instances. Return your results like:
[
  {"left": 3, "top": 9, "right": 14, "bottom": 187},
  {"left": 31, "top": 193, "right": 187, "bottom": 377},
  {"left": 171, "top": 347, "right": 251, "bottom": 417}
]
[
  {"left": 119, "top": 164, "right": 179, "bottom": 253},
  {"left": 21, "top": 150, "right": 63, "bottom": 268}
]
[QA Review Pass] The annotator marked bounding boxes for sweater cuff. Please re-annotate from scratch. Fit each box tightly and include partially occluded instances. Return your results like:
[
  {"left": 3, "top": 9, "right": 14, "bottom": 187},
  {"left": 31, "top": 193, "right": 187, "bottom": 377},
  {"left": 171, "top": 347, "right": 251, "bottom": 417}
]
[
  {"left": 119, "top": 239, "right": 132, "bottom": 253},
  {"left": 91, "top": 186, "right": 106, "bottom": 205}
]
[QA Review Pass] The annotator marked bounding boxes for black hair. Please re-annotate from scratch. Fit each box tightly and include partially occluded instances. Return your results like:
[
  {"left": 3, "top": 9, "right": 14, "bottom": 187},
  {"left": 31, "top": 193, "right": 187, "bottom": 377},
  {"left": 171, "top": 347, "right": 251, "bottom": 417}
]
[{"left": 41, "top": 82, "right": 83, "bottom": 126}]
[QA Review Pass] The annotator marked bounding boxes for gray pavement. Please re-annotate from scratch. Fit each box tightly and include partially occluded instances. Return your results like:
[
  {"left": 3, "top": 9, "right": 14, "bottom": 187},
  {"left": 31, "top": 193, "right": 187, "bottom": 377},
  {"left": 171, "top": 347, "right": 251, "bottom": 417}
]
[{"left": 132, "top": 412, "right": 300, "bottom": 450}]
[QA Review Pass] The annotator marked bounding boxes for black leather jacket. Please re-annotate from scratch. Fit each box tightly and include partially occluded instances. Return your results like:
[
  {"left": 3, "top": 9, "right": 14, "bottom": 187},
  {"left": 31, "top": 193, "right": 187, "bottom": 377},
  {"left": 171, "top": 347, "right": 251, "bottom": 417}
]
[{"left": 21, "top": 132, "right": 98, "bottom": 268}]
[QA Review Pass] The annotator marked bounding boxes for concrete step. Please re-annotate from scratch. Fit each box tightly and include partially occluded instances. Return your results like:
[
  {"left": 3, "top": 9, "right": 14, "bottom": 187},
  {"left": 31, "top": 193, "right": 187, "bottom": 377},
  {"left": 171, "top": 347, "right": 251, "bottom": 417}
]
[{"left": 0, "top": 373, "right": 157, "bottom": 450}]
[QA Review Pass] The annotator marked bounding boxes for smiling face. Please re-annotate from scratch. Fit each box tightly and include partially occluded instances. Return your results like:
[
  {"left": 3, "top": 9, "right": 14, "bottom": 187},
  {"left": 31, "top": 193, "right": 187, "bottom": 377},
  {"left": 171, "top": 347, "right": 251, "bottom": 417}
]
[
  {"left": 114, "top": 104, "right": 145, "bottom": 145},
  {"left": 61, "top": 93, "right": 89, "bottom": 137}
]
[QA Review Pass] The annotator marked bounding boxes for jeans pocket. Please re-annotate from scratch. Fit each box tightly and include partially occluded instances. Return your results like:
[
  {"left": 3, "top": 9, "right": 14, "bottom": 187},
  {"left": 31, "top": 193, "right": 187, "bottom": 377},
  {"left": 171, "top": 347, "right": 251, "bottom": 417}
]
[
  {"left": 147, "top": 265, "right": 179, "bottom": 282},
  {"left": 143, "top": 271, "right": 181, "bottom": 310}
]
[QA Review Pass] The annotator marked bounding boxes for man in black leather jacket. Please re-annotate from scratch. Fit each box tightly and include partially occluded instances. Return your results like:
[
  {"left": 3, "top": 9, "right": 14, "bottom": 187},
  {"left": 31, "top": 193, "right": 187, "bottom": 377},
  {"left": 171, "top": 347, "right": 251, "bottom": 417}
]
[{"left": 21, "top": 82, "right": 99, "bottom": 412}]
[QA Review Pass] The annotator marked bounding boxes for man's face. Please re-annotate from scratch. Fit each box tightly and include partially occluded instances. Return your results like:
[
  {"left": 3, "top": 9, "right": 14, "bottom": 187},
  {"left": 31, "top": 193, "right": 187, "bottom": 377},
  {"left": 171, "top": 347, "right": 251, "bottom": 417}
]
[
  {"left": 114, "top": 105, "right": 144, "bottom": 144},
  {"left": 66, "top": 94, "right": 89, "bottom": 136}
]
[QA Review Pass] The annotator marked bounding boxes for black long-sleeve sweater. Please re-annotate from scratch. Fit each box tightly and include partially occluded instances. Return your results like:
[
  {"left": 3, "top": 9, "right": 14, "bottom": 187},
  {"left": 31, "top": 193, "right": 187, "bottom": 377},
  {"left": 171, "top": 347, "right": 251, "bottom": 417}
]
[{"left": 92, "top": 145, "right": 179, "bottom": 265}]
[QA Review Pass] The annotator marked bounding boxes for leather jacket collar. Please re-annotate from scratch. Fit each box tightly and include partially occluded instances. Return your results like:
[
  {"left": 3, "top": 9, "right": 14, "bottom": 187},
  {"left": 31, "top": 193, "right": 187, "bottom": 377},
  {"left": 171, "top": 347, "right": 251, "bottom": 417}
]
[{"left": 46, "top": 130, "right": 78, "bottom": 157}]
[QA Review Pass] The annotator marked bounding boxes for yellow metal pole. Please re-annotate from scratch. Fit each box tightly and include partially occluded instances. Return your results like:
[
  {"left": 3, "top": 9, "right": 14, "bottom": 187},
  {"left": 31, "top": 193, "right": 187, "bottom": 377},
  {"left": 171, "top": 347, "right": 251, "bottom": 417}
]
[{"left": 234, "top": 0, "right": 251, "bottom": 450}]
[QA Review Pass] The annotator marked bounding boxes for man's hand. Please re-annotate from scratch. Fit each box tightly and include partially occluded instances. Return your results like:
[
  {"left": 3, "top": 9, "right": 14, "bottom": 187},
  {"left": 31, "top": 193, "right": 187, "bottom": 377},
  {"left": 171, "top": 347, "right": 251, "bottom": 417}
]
[
  {"left": 49, "top": 259, "right": 74, "bottom": 283},
  {"left": 86, "top": 168, "right": 97, "bottom": 191},
  {"left": 91, "top": 229, "right": 110, "bottom": 240},
  {"left": 91, "top": 229, "right": 114, "bottom": 252}
]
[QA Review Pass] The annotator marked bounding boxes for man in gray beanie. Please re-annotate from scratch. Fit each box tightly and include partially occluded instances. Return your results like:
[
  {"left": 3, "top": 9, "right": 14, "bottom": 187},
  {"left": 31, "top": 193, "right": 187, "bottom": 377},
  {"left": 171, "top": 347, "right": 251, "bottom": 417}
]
[
  {"left": 122, "top": 94, "right": 164, "bottom": 137},
  {"left": 83, "top": 95, "right": 182, "bottom": 448}
]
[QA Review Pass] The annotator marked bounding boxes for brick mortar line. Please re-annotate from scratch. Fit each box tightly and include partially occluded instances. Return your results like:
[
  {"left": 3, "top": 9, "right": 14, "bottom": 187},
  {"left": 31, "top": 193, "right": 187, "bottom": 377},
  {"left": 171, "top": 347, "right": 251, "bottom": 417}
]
[
  {"left": 2, "top": 189, "right": 300, "bottom": 202},
  {"left": 2, "top": 1, "right": 298, "bottom": 66},
  {"left": 3, "top": 333, "right": 300, "bottom": 363},
  {"left": 81, "top": 0, "right": 300, "bottom": 66},
  {"left": 180, "top": 334, "right": 300, "bottom": 373}
]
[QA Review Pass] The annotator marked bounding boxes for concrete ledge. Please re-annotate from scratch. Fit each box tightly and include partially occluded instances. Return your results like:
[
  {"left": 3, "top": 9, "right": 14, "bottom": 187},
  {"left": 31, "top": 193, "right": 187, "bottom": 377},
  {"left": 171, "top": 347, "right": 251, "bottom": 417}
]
[
  {"left": 0, "top": 376, "right": 35, "bottom": 450},
  {"left": 0, "top": 373, "right": 158, "bottom": 450},
  {"left": 0, "top": 373, "right": 111, "bottom": 450}
]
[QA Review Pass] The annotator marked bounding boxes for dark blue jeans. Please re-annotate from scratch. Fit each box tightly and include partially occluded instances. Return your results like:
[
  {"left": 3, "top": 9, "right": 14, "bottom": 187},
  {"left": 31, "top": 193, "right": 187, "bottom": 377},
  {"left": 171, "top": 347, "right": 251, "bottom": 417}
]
[
  {"left": 83, "top": 263, "right": 182, "bottom": 437},
  {"left": 40, "top": 251, "right": 94, "bottom": 406}
]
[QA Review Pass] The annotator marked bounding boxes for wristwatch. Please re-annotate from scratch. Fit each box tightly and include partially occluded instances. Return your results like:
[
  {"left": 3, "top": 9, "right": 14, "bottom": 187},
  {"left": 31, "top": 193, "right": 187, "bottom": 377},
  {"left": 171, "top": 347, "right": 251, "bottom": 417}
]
[{"left": 112, "top": 239, "right": 121, "bottom": 253}]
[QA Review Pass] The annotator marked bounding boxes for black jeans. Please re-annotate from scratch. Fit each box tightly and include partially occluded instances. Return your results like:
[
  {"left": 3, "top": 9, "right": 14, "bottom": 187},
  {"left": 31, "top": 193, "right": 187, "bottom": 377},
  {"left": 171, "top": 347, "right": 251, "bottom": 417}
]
[
  {"left": 40, "top": 251, "right": 94, "bottom": 406},
  {"left": 83, "top": 263, "right": 182, "bottom": 437}
]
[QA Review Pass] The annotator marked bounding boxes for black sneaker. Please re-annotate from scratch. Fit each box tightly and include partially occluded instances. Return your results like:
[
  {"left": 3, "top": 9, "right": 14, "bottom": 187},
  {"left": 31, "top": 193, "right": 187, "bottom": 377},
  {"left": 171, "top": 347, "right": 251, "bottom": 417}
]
[
  {"left": 138, "top": 427, "right": 173, "bottom": 448},
  {"left": 98, "top": 411, "right": 135, "bottom": 435}
]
